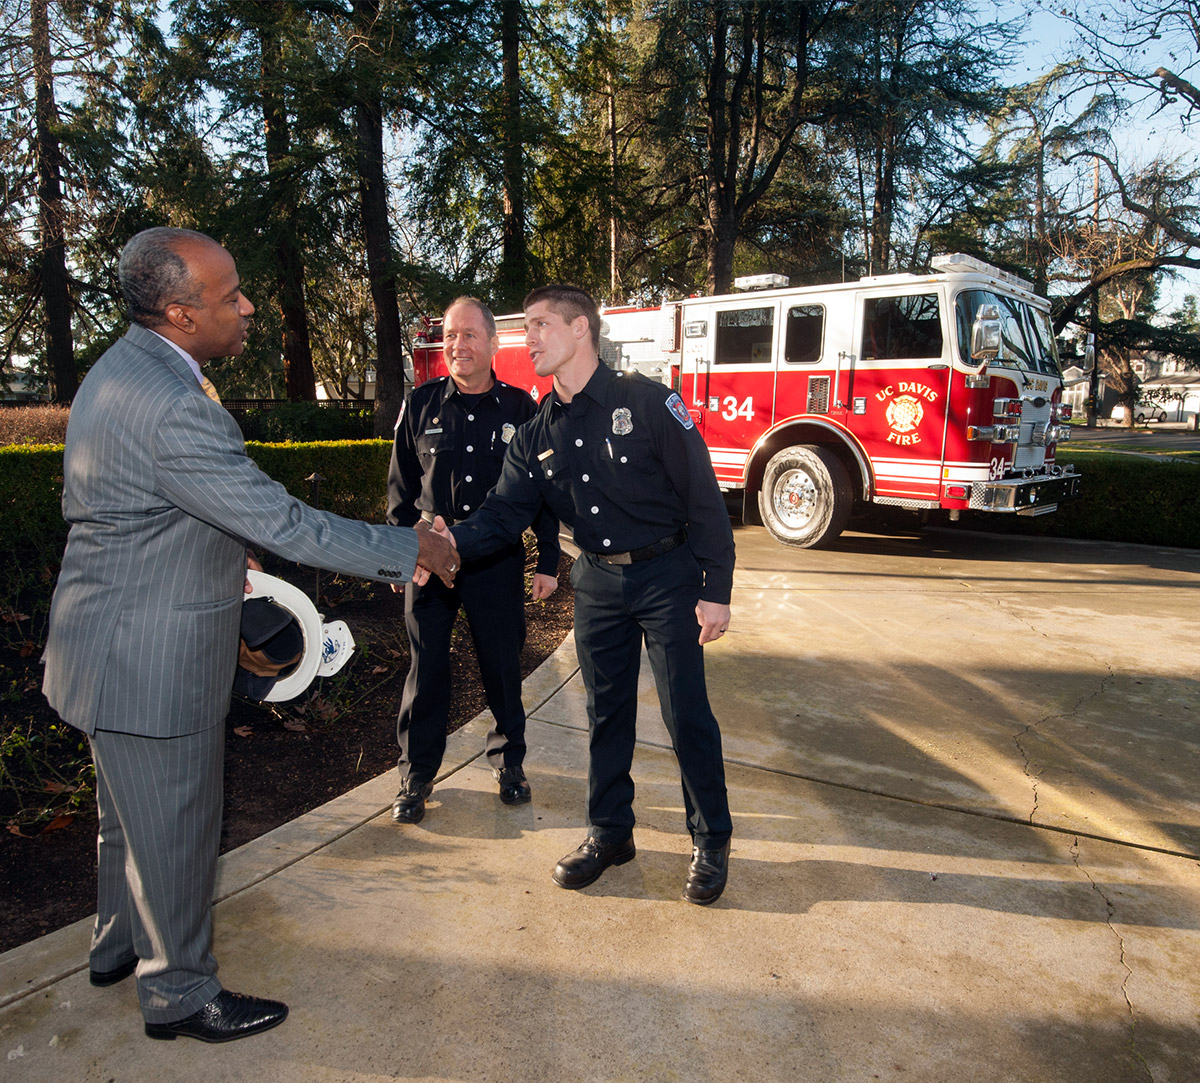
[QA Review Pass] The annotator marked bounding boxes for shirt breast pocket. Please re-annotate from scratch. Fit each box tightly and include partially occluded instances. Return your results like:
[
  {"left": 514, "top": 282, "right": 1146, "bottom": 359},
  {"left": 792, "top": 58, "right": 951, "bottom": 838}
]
[
  {"left": 417, "top": 432, "right": 447, "bottom": 465},
  {"left": 604, "top": 432, "right": 656, "bottom": 477},
  {"left": 537, "top": 451, "right": 572, "bottom": 491},
  {"left": 485, "top": 440, "right": 508, "bottom": 469}
]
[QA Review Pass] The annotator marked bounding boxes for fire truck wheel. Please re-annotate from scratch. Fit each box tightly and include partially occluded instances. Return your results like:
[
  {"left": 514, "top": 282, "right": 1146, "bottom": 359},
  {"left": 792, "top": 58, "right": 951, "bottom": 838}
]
[{"left": 758, "top": 446, "right": 853, "bottom": 548}]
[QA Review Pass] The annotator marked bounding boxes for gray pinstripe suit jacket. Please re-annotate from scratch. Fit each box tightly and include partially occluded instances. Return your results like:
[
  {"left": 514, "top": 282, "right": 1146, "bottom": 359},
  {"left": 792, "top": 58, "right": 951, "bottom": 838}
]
[{"left": 43, "top": 323, "right": 418, "bottom": 738}]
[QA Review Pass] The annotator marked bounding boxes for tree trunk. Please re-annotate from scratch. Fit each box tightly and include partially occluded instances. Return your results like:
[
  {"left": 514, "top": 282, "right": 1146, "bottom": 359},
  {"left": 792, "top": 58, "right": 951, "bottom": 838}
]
[
  {"left": 607, "top": 24, "right": 620, "bottom": 300},
  {"left": 870, "top": 114, "right": 895, "bottom": 273},
  {"left": 260, "top": 21, "right": 317, "bottom": 401},
  {"left": 1032, "top": 123, "right": 1048, "bottom": 295},
  {"left": 31, "top": 0, "right": 76, "bottom": 402},
  {"left": 702, "top": 3, "right": 737, "bottom": 294},
  {"left": 699, "top": 1, "right": 809, "bottom": 294},
  {"left": 496, "top": 0, "right": 527, "bottom": 310},
  {"left": 706, "top": 217, "right": 738, "bottom": 296},
  {"left": 352, "top": 0, "right": 406, "bottom": 436}
]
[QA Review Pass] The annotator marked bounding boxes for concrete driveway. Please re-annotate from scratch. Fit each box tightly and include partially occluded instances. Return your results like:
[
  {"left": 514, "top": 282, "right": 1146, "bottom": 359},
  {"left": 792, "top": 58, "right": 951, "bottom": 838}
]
[{"left": 3, "top": 524, "right": 1198, "bottom": 1082}]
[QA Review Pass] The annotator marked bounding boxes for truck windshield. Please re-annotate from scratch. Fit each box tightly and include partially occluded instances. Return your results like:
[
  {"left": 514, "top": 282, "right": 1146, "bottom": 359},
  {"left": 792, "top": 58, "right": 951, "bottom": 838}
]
[{"left": 954, "top": 289, "right": 1061, "bottom": 378}]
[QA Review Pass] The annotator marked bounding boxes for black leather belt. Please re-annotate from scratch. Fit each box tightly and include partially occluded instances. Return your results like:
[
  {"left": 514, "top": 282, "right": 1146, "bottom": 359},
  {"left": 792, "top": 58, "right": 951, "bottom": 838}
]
[{"left": 588, "top": 529, "right": 686, "bottom": 565}]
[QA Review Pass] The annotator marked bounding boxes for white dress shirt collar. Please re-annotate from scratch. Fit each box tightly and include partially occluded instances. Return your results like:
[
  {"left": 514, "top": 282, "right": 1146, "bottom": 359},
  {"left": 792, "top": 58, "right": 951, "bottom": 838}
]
[{"left": 148, "top": 328, "right": 205, "bottom": 386}]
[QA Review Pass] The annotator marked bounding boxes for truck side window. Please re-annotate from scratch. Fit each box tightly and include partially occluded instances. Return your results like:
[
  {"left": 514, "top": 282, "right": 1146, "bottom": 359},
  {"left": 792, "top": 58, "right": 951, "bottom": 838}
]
[
  {"left": 715, "top": 306, "right": 774, "bottom": 365},
  {"left": 861, "top": 294, "right": 943, "bottom": 360},
  {"left": 785, "top": 305, "right": 824, "bottom": 363}
]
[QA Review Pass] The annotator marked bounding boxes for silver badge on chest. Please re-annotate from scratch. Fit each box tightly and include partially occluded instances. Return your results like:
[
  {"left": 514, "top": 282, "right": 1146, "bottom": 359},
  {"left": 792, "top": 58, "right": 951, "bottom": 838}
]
[
  {"left": 501, "top": 422, "right": 516, "bottom": 443},
  {"left": 611, "top": 407, "right": 633, "bottom": 436}
]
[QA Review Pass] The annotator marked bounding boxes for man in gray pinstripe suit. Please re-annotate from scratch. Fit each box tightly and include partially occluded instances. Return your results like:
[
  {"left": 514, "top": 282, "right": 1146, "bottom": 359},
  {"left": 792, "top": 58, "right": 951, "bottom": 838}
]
[{"left": 42, "top": 227, "right": 457, "bottom": 1043}]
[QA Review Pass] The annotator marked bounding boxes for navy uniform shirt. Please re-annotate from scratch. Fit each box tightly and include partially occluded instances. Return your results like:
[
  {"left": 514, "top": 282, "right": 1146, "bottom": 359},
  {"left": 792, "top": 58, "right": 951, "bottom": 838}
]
[
  {"left": 452, "top": 363, "right": 735, "bottom": 604},
  {"left": 387, "top": 373, "right": 560, "bottom": 577}
]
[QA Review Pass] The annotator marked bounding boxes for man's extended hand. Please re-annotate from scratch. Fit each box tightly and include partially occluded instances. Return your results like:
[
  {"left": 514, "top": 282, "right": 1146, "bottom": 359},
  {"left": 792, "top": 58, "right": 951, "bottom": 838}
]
[
  {"left": 413, "top": 519, "right": 457, "bottom": 588},
  {"left": 696, "top": 600, "right": 731, "bottom": 645},
  {"left": 531, "top": 573, "right": 558, "bottom": 601}
]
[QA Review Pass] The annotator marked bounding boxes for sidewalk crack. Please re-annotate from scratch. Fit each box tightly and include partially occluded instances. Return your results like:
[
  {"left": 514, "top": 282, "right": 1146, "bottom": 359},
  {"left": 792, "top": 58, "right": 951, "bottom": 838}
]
[
  {"left": 1012, "top": 666, "right": 1115, "bottom": 824},
  {"left": 1012, "top": 721, "right": 1041, "bottom": 824},
  {"left": 1070, "top": 837, "right": 1154, "bottom": 1081}
]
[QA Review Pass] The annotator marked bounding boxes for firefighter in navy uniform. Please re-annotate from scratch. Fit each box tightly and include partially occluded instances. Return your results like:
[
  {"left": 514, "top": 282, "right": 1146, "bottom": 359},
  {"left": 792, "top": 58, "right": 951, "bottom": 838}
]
[
  {"left": 387, "top": 297, "right": 560, "bottom": 824},
  {"left": 441, "top": 284, "right": 736, "bottom": 905}
]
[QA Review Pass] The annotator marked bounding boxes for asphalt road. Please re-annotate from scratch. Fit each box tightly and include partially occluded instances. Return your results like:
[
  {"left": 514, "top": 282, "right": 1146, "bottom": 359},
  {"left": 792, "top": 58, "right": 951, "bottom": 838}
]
[{"left": 1071, "top": 420, "right": 1200, "bottom": 452}]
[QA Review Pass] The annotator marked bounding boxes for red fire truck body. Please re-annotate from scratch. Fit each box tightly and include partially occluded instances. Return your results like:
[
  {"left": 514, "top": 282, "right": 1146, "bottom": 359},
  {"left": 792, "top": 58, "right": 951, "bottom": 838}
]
[{"left": 411, "top": 254, "right": 1081, "bottom": 547}]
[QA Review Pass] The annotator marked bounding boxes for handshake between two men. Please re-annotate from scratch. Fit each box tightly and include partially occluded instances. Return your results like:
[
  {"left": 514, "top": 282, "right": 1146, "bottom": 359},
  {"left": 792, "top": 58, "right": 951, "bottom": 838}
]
[
  {"left": 411, "top": 516, "right": 556, "bottom": 601},
  {"left": 413, "top": 517, "right": 460, "bottom": 587}
]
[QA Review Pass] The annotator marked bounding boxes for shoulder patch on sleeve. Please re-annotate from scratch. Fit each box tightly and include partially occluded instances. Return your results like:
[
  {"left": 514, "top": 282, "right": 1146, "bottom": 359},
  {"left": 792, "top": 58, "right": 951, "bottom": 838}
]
[{"left": 665, "top": 392, "right": 694, "bottom": 430}]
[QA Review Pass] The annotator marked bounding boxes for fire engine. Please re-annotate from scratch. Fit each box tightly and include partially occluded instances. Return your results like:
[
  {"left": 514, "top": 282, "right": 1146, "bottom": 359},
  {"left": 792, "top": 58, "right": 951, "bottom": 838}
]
[{"left": 412, "top": 253, "right": 1083, "bottom": 548}]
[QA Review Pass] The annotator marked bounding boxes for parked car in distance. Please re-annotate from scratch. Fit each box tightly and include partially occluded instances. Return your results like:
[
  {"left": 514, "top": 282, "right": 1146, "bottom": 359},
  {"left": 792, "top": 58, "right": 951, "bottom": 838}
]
[{"left": 1111, "top": 403, "right": 1168, "bottom": 424}]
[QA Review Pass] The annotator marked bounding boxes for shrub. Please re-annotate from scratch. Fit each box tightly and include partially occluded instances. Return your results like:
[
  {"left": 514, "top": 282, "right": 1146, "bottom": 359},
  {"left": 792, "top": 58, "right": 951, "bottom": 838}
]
[
  {"left": 235, "top": 402, "right": 375, "bottom": 442},
  {"left": 962, "top": 450, "right": 1200, "bottom": 548},
  {"left": 245, "top": 440, "right": 392, "bottom": 522},
  {"left": 0, "top": 405, "right": 70, "bottom": 446},
  {"left": 0, "top": 445, "right": 68, "bottom": 566},
  {"left": 1, "top": 717, "right": 95, "bottom": 831}
]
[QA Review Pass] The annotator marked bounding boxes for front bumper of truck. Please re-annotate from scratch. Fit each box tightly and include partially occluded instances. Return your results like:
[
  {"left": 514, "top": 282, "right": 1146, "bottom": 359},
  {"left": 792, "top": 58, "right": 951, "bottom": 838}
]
[{"left": 971, "top": 466, "right": 1081, "bottom": 516}]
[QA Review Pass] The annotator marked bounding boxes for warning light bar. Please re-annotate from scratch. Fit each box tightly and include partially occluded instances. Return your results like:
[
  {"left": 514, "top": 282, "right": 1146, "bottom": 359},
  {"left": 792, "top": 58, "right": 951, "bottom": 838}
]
[{"left": 733, "top": 273, "right": 790, "bottom": 291}]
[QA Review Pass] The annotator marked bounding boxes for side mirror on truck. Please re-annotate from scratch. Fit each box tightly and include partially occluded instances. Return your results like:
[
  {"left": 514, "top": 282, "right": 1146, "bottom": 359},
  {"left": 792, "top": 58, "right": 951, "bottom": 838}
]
[
  {"left": 970, "top": 304, "right": 1002, "bottom": 362},
  {"left": 966, "top": 304, "right": 1002, "bottom": 388}
]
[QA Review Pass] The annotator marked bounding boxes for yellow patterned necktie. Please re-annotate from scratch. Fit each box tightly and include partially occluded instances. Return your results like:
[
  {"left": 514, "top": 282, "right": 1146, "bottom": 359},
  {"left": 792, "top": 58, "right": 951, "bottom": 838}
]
[{"left": 199, "top": 375, "right": 221, "bottom": 403}]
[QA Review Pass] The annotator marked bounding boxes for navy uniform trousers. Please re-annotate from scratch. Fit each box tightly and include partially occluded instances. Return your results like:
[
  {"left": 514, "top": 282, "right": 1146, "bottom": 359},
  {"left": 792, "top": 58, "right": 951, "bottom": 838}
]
[
  {"left": 397, "top": 541, "right": 528, "bottom": 782},
  {"left": 570, "top": 544, "right": 732, "bottom": 849}
]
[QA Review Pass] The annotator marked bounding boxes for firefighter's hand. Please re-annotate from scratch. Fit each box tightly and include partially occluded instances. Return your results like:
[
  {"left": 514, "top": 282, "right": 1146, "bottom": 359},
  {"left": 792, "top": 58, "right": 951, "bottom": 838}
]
[
  {"left": 414, "top": 520, "right": 457, "bottom": 588},
  {"left": 696, "top": 600, "right": 731, "bottom": 645},
  {"left": 531, "top": 573, "right": 558, "bottom": 601}
]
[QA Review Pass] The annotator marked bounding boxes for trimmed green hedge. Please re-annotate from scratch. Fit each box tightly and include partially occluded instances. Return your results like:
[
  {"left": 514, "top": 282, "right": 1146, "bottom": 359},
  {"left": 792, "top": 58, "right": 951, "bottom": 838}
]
[
  {"left": 243, "top": 439, "right": 392, "bottom": 522},
  {"left": 0, "top": 444, "right": 68, "bottom": 561},
  {"left": 0, "top": 440, "right": 394, "bottom": 560},
  {"left": 960, "top": 450, "right": 1200, "bottom": 549},
  {"left": 2, "top": 443, "right": 1196, "bottom": 562},
  {"left": 234, "top": 402, "right": 375, "bottom": 443}
]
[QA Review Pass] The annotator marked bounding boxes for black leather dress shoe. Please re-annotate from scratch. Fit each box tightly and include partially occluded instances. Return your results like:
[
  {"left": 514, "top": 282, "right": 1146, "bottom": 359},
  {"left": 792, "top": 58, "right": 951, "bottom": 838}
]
[
  {"left": 89, "top": 957, "right": 137, "bottom": 987},
  {"left": 144, "top": 990, "right": 288, "bottom": 1043},
  {"left": 552, "top": 835, "right": 636, "bottom": 889},
  {"left": 391, "top": 777, "right": 433, "bottom": 824},
  {"left": 495, "top": 765, "right": 532, "bottom": 804},
  {"left": 682, "top": 841, "right": 730, "bottom": 905}
]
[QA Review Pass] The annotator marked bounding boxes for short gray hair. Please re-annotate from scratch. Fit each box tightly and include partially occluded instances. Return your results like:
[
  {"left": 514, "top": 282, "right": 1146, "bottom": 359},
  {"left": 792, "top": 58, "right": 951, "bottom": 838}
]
[
  {"left": 118, "top": 227, "right": 211, "bottom": 326},
  {"left": 446, "top": 295, "right": 497, "bottom": 338}
]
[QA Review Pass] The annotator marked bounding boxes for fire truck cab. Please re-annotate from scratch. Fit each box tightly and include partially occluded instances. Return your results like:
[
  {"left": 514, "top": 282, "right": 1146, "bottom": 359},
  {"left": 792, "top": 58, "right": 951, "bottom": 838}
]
[{"left": 411, "top": 254, "right": 1081, "bottom": 549}]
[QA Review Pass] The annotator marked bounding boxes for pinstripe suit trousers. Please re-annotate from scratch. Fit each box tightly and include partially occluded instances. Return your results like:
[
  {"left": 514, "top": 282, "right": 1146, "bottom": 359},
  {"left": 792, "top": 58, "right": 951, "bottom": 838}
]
[{"left": 89, "top": 725, "right": 225, "bottom": 1023}]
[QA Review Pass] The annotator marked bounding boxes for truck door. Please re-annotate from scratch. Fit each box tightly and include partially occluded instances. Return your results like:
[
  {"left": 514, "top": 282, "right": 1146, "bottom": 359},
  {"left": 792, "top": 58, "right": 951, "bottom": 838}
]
[
  {"left": 854, "top": 289, "right": 953, "bottom": 504},
  {"left": 686, "top": 301, "right": 778, "bottom": 486}
]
